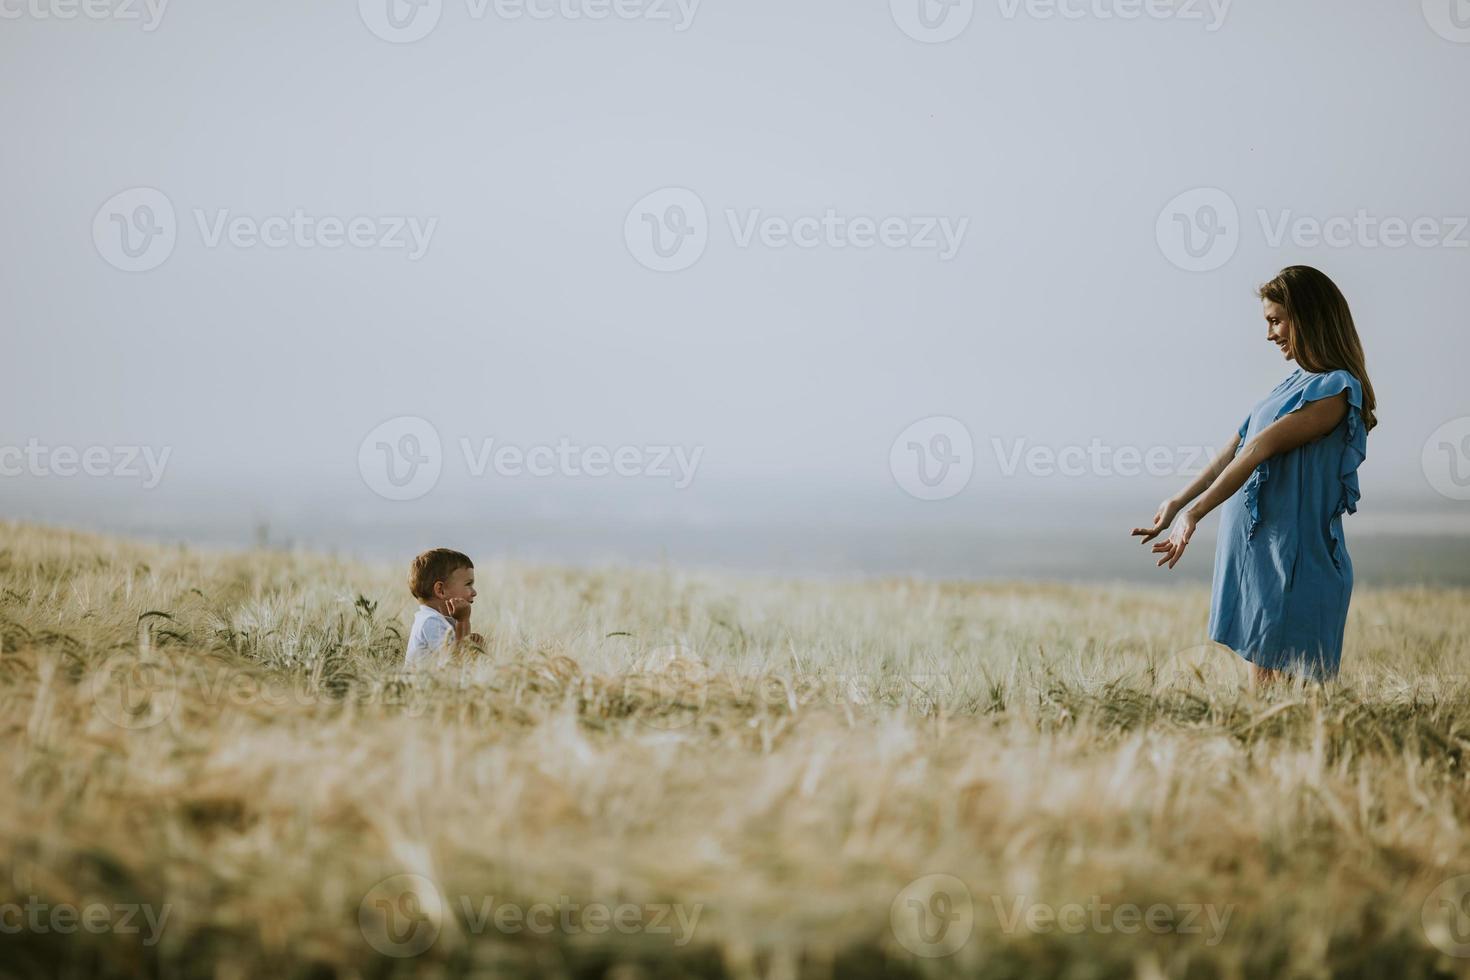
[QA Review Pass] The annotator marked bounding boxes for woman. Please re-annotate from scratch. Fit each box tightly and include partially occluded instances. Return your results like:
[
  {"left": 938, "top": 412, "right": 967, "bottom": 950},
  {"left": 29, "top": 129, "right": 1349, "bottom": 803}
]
[{"left": 1131, "top": 266, "right": 1377, "bottom": 685}]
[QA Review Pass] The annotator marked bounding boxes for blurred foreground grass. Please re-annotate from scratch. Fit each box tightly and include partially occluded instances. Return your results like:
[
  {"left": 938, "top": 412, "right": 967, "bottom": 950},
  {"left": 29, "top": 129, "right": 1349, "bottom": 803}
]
[{"left": 3, "top": 522, "right": 1470, "bottom": 979}]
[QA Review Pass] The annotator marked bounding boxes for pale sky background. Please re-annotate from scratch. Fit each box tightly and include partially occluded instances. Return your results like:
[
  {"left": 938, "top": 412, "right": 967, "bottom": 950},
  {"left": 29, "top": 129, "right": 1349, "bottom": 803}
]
[{"left": 2, "top": 0, "right": 1468, "bottom": 581}]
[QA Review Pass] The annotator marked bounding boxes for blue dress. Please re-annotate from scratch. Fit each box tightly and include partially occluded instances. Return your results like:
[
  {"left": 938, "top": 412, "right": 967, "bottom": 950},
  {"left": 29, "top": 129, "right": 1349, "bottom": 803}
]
[{"left": 1208, "top": 368, "right": 1369, "bottom": 680}]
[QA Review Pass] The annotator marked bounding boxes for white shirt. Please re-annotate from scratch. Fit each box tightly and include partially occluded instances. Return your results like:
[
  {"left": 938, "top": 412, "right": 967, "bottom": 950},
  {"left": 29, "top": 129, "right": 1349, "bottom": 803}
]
[{"left": 405, "top": 605, "right": 456, "bottom": 666}]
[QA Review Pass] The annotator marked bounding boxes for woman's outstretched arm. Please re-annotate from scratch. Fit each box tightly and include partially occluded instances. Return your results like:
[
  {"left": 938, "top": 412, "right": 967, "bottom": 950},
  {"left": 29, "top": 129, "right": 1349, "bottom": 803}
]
[
  {"left": 1130, "top": 432, "right": 1241, "bottom": 545},
  {"left": 1146, "top": 392, "right": 1349, "bottom": 569}
]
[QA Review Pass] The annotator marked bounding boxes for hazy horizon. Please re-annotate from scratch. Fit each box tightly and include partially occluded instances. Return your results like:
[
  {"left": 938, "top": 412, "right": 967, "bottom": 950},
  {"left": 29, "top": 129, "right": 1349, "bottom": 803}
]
[{"left": 3, "top": 0, "right": 1468, "bottom": 584}]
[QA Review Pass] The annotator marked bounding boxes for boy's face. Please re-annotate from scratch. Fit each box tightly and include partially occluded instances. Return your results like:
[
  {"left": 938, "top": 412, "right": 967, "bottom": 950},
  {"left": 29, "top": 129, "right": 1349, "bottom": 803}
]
[{"left": 434, "top": 565, "right": 476, "bottom": 603}]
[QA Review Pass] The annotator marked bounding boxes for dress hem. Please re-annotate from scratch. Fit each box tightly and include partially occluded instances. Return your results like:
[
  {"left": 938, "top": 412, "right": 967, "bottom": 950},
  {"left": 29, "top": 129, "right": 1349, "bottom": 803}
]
[{"left": 1211, "top": 637, "right": 1338, "bottom": 682}]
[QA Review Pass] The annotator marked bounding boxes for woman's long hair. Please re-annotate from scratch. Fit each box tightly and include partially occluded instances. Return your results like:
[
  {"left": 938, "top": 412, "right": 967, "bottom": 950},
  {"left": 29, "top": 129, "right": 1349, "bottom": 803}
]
[{"left": 1258, "top": 266, "right": 1378, "bottom": 431}]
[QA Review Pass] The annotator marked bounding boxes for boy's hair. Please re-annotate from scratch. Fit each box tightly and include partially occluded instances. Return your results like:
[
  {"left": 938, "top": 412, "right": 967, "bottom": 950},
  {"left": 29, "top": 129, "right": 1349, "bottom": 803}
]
[{"left": 408, "top": 549, "right": 473, "bottom": 601}]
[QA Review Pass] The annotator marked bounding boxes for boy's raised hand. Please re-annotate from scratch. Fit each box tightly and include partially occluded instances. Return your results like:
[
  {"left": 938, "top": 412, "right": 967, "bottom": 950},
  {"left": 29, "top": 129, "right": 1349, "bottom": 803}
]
[{"left": 444, "top": 597, "right": 473, "bottom": 622}]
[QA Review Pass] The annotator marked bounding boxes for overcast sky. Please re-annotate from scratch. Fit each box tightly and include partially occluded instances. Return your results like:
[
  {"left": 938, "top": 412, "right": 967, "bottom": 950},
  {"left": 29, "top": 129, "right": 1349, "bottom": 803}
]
[{"left": 3, "top": 0, "right": 1468, "bottom": 554}]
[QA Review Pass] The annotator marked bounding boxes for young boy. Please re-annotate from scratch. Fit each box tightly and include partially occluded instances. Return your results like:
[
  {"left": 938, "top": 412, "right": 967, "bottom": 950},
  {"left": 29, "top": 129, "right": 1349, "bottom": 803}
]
[{"left": 404, "top": 548, "right": 483, "bottom": 666}]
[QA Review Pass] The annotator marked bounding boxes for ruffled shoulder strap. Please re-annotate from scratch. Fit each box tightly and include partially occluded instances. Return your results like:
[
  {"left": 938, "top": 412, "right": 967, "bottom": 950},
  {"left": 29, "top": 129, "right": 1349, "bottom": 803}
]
[
  {"left": 1239, "top": 369, "right": 1369, "bottom": 538},
  {"left": 1274, "top": 369, "right": 1364, "bottom": 427}
]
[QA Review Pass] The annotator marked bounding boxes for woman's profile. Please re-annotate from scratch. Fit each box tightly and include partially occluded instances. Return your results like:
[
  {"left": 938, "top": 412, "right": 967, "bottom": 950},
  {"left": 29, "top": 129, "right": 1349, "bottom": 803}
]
[{"left": 1132, "top": 265, "right": 1378, "bottom": 685}]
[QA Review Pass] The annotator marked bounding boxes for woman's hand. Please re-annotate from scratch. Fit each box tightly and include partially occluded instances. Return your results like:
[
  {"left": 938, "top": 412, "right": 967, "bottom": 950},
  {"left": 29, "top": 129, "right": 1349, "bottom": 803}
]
[
  {"left": 1131, "top": 498, "right": 1182, "bottom": 545},
  {"left": 1151, "top": 509, "right": 1198, "bottom": 570}
]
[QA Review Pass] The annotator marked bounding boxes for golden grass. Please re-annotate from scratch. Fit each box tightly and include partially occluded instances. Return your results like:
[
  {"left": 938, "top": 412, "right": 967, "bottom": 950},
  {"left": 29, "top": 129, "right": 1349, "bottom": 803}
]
[{"left": 3, "top": 521, "right": 1470, "bottom": 978}]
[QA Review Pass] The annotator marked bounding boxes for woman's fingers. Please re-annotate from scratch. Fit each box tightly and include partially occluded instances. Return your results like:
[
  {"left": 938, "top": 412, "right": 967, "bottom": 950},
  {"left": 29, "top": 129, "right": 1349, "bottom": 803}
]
[
  {"left": 1151, "top": 532, "right": 1185, "bottom": 569},
  {"left": 1132, "top": 521, "right": 1164, "bottom": 543},
  {"left": 1164, "top": 528, "right": 1188, "bottom": 568}
]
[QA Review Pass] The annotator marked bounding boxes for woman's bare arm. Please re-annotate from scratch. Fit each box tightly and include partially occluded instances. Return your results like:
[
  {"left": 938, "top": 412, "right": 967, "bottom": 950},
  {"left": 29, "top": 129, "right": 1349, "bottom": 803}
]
[
  {"left": 1130, "top": 431, "right": 1240, "bottom": 544},
  {"left": 1173, "top": 433, "right": 1241, "bottom": 510},
  {"left": 1185, "top": 392, "right": 1349, "bottom": 522},
  {"left": 1145, "top": 391, "right": 1350, "bottom": 570}
]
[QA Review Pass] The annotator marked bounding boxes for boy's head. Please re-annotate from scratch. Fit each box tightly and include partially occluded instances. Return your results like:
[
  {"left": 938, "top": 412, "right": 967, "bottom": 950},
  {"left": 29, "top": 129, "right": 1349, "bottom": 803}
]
[{"left": 409, "top": 549, "right": 476, "bottom": 604}]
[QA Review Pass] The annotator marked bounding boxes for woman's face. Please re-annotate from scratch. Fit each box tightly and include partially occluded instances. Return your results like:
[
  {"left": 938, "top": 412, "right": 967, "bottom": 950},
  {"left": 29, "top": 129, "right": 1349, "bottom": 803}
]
[{"left": 1263, "top": 299, "right": 1293, "bottom": 361}]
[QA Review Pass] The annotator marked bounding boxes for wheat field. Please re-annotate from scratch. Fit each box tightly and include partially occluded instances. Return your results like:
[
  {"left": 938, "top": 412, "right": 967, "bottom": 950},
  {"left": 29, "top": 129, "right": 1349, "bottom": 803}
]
[{"left": 3, "top": 521, "right": 1470, "bottom": 978}]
